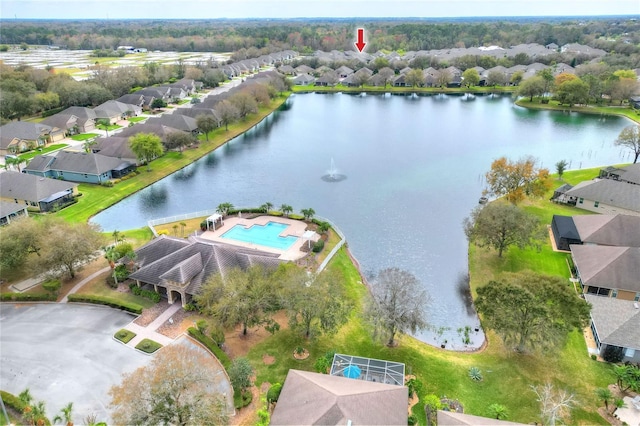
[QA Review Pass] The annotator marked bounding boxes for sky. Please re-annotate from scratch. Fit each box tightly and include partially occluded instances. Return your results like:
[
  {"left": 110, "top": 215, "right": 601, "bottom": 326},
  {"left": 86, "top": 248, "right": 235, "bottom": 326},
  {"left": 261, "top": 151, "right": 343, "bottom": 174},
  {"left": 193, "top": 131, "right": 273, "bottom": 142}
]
[{"left": 1, "top": 0, "right": 638, "bottom": 20}]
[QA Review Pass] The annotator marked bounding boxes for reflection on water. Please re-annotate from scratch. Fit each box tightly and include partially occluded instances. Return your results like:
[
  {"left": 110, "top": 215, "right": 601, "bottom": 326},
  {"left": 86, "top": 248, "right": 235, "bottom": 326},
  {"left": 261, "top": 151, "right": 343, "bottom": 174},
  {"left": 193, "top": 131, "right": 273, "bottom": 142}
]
[
  {"left": 93, "top": 94, "right": 629, "bottom": 350},
  {"left": 173, "top": 163, "right": 199, "bottom": 181}
]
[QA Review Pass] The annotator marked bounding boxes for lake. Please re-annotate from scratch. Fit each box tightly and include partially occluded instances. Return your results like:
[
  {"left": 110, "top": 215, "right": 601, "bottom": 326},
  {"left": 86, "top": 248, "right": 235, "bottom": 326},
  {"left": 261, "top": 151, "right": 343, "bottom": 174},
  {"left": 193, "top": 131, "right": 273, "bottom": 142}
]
[{"left": 92, "top": 93, "right": 631, "bottom": 349}]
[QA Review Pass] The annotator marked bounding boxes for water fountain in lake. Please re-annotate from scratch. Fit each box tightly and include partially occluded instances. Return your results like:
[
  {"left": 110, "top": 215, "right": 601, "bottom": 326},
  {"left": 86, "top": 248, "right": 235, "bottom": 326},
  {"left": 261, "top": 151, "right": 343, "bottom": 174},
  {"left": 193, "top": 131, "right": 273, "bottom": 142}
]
[{"left": 321, "top": 157, "right": 347, "bottom": 182}]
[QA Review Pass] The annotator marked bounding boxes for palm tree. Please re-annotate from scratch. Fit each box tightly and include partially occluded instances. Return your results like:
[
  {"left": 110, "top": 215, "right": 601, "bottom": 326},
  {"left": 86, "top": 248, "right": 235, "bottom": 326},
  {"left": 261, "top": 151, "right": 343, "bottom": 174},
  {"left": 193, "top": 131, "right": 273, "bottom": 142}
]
[
  {"left": 180, "top": 222, "right": 187, "bottom": 237},
  {"left": 172, "top": 224, "right": 179, "bottom": 236},
  {"left": 301, "top": 208, "right": 315, "bottom": 220},
  {"left": 216, "top": 202, "right": 234, "bottom": 216},
  {"left": 262, "top": 202, "right": 273, "bottom": 213},
  {"left": 112, "top": 230, "right": 120, "bottom": 245},
  {"left": 595, "top": 388, "right": 613, "bottom": 412},
  {"left": 5, "top": 155, "right": 27, "bottom": 172},
  {"left": 487, "top": 403, "right": 508, "bottom": 420},
  {"left": 280, "top": 204, "right": 293, "bottom": 217},
  {"left": 53, "top": 402, "right": 74, "bottom": 426}
]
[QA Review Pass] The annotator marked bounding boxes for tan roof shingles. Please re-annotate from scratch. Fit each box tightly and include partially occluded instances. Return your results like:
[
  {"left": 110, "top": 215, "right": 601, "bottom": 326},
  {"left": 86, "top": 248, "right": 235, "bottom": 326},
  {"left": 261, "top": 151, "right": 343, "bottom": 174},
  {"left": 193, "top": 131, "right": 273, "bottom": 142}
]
[
  {"left": 270, "top": 369, "right": 408, "bottom": 426},
  {"left": 571, "top": 245, "right": 640, "bottom": 293}
]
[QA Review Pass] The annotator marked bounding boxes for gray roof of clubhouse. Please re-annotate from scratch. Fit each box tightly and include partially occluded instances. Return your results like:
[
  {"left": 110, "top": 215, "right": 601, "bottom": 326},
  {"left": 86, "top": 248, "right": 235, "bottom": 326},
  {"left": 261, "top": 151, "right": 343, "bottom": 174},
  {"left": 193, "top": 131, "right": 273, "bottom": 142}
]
[
  {"left": 25, "top": 151, "right": 131, "bottom": 175},
  {"left": 270, "top": 369, "right": 408, "bottom": 426},
  {"left": 566, "top": 180, "right": 640, "bottom": 213},
  {"left": 571, "top": 245, "right": 640, "bottom": 293},
  {"left": 585, "top": 294, "right": 640, "bottom": 351},
  {"left": 0, "top": 171, "right": 77, "bottom": 202},
  {"left": 129, "top": 235, "right": 281, "bottom": 296},
  {"left": 572, "top": 214, "right": 640, "bottom": 247}
]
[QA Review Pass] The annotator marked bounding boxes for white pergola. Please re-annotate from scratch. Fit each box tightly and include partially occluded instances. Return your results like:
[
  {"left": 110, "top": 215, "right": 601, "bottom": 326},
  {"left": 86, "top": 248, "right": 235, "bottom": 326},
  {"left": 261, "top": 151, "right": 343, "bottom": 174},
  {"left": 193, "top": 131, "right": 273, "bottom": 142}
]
[
  {"left": 302, "top": 230, "right": 317, "bottom": 249},
  {"left": 206, "top": 213, "right": 223, "bottom": 230}
]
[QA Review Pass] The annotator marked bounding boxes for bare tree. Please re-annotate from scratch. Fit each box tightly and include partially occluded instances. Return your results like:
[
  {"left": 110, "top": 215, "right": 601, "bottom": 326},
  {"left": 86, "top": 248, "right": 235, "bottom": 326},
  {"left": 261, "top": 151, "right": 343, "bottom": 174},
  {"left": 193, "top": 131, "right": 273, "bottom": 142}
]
[
  {"left": 216, "top": 100, "right": 240, "bottom": 131},
  {"left": 531, "top": 383, "right": 577, "bottom": 426},
  {"left": 378, "top": 67, "right": 395, "bottom": 89},
  {"left": 364, "top": 267, "right": 430, "bottom": 346},
  {"left": 614, "top": 124, "right": 640, "bottom": 164}
]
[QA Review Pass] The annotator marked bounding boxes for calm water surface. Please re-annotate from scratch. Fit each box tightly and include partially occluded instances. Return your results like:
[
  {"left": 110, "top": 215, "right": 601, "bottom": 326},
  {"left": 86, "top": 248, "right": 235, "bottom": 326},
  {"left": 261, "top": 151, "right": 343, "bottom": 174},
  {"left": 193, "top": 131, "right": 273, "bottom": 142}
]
[{"left": 93, "top": 93, "right": 630, "bottom": 349}]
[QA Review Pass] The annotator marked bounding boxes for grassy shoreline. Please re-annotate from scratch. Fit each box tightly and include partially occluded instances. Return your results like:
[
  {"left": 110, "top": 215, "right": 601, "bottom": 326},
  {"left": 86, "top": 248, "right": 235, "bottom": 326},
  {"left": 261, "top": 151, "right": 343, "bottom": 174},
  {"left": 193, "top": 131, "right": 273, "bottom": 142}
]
[{"left": 55, "top": 94, "right": 290, "bottom": 224}]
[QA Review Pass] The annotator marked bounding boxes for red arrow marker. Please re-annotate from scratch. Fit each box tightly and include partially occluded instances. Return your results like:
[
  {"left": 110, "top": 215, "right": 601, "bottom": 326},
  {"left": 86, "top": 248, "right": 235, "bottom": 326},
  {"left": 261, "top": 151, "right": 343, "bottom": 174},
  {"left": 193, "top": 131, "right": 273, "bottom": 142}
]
[{"left": 354, "top": 28, "right": 366, "bottom": 52}]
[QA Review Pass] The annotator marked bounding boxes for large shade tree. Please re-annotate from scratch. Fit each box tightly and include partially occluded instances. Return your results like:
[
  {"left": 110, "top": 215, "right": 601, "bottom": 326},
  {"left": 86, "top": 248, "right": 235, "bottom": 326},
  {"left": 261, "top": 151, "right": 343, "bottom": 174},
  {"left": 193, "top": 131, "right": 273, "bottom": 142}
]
[
  {"left": 280, "top": 266, "right": 352, "bottom": 339},
  {"left": 195, "top": 114, "right": 218, "bottom": 141},
  {"left": 129, "top": 132, "right": 164, "bottom": 171},
  {"left": 109, "top": 344, "right": 229, "bottom": 426},
  {"left": 194, "top": 265, "right": 279, "bottom": 335},
  {"left": 464, "top": 202, "right": 544, "bottom": 258},
  {"left": 475, "top": 272, "right": 591, "bottom": 353},
  {"left": 364, "top": 267, "right": 430, "bottom": 346},
  {"left": 483, "top": 156, "right": 551, "bottom": 204}
]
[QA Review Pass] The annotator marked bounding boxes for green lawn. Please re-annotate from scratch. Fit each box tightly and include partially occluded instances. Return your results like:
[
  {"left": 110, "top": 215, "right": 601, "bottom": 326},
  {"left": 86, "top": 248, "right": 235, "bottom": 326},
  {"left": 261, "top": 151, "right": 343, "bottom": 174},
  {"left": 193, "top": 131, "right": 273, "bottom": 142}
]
[
  {"left": 97, "top": 124, "right": 122, "bottom": 131},
  {"left": 293, "top": 84, "right": 514, "bottom": 94},
  {"left": 18, "top": 143, "right": 68, "bottom": 160},
  {"left": 247, "top": 248, "right": 614, "bottom": 425},
  {"left": 127, "top": 116, "right": 147, "bottom": 123},
  {"left": 70, "top": 133, "right": 99, "bottom": 141},
  {"left": 516, "top": 98, "right": 640, "bottom": 124},
  {"left": 55, "top": 95, "right": 290, "bottom": 223}
]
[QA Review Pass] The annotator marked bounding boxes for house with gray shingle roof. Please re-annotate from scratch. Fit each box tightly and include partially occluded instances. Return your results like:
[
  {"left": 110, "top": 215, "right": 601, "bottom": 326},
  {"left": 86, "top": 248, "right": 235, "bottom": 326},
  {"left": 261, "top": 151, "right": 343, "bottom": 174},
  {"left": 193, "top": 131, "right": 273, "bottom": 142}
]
[
  {"left": 57, "top": 107, "right": 97, "bottom": 132},
  {"left": 0, "top": 122, "right": 64, "bottom": 156},
  {"left": 551, "top": 214, "right": 640, "bottom": 250},
  {"left": 565, "top": 179, "right": 640, "bottom": 216},
  {"left": 128, "top": 235, "right": 282, "bottom": 306},
  {"left": 0, "top": 171, "right": 77, "bottom": 212},
  {"left": 91, "top": 137, "right": 138, "bottom": 165},
  {"left": 585, "top": 294, "right": 640, "bottom": 363},
  {"left": 173, "top": 106, "right": 222, "bottom": 126},
  {"left": 94, "top": 100, "right": 142, "bottom": 124},
  {"left": 271, "top": 369, "right": 407, "bottom": 426},
  {"left": 116, "top": 123, "right": 182, "bottom": 144},
  {"left": 145, "top": 114, "right": 198, "bottom": 134},
  {"left": 24, "top": 151, "right": 135, "bottom": 184},
  {"left": 599, "top": 163, "right": 640, "bottom": 186},
  {"left": 292, "top": 73, "right": 315, "bottom": 86},
  {"left": 41, "top": 114, "right": 80, "bottom": 137},
  {"left": 0, "top": 200, "right": 28, "bottom": 226}
]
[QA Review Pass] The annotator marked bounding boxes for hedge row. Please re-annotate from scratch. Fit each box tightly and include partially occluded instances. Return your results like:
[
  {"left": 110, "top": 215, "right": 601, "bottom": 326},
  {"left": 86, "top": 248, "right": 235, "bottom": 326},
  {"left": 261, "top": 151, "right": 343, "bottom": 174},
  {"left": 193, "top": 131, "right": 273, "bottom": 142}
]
[
  {"left": 0, "top": 390, "right": 51, "bottom": 426},
  {"left": 67, "top": 294, "right": 143, "bottom": 314},
  {"left": 0, "top": 292, "right": 56, "bottom": 302},
  {"left": 187, "top": 327, "right": 231, "bottom": 369}
]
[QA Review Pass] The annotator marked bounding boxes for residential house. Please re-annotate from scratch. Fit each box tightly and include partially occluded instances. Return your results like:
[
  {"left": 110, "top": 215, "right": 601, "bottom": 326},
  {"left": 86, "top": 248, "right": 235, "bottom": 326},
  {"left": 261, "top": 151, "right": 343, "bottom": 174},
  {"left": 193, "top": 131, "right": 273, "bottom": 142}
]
[
  {"left": 335, "top": 65, "right": 354, "bottom": 79},
  {"left": 145, "top": 115, "right": 199, "bottom": 134},
  {"left": 116, "top": 123, "right": 183, "bottom": 144},
  {"left": 156, "top": 86, "right": 188, "bottom": 103},
  {"left": 57, "top": 107, "right": 97, "bottom": 133},
  {"left": 0, "top": 200, "right": 29, "bottom": 226},
  {"left": 571, "top": 244, "right": 640, "bottom": 301},
  {"left": 278, "top": 65, "right": 296, "bottom": 75},
  {"left": 271, "top": 367, "right": 407, "bottom": 426},
  {"left": 0, "top": 122, "right": 64, "bottom": 156},
  {"left": 41, "top": 114, "right": 80, "bottom": 137},
  {"left": 173, "top": 107, "right": 222, "bottom": 126},
  {"left": 392, "top": 73, "right": 408, "bottom": 87},
  {"left": 116, "top": 94, "right": 146, "bottom": 110},
  {"left": 295, "top": 64, "right": 315, "bottom": 75},
  {"left": 599, "top": 163, "right": 640, "bottom": 185},
  {"left": 128, "top": 235, "right": 282, "bottom": 307},
  {"left": 368, "top": 73, "right": 388, "bottom": 87},
  {"left": 564, "top": 179, "right": 640, "bottom": 216},
  {"left": 133, "top": 87, "right": 171, "bottom": 108},
  {"left": 94, "top": 100, "right": 142, "bottom": 124},
  {"left": 91, "top": 137, "right": 139, "bottom": 165},
  {"left": 23, "top": 150, "right": 135, "bottom": 183},
  {"left": 630, "top": 96, "right": 640, "bottom": 109},
  {"left": 584, "top": 294, "right": 640, "bottom": 363},
  {"left": 551, "top": 214, "right": 640, "bottom": 251},
  {"left": 0, "top": 171, "right": 77, "bottom": 212},
  {"left": 314, "top": 71, "right": 338, "bottom": 87},
  {"left": 545, "top": 42, "right": 559, "bottom": 50},
  {"left": 292, "top": 73, "right": 315, "bottom": 86}
]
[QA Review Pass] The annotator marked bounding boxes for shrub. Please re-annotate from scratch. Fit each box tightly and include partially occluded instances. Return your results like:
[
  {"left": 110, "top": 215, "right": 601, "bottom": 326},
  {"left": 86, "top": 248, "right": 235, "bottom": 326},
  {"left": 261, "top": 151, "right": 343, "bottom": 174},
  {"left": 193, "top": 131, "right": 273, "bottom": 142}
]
[
  {"left": 42, "top": 279, "right": 62, "bottom": 294},
  {"left": 288, "top": 213, "right": 305, "bottom": 220},
  {"left": 135, "top": 338, "right": 162, "bottom": 353},
  {"left": 187, "top": 327, "right": 231, "bottom": 368},
  {"left": 314, "top": 350, "right": 336, "bottom": 373},
  {"left": 105, "top": 274, "right": 117, "bottom": 288},
  {"left": 100, "top": 181, "right": 114, "bottom": 187},
  {"left": 312, "top": 239, "right": 325, "bottom": 253},
  {"left": 603, "top": 345, "right": 625, "bottom": 363},
  {"left": 408, "top": 414, "right": 418, "bottom": 425},
  {"left": 406, "top": 377, "right": 424, "bottom": 398},
  {"left": 196, "top": 319, "right": 208, "bottom": 334},
  {"left": 424, "top": 394, "right": 443, "bottom": 426},
  {"left": 67, "top": 294, "right": 143, "bottom": 314},
  {"left": 468, "top": 366, "right": 483, "bottom": 381},
  {"left": 210, "top": 326, "right": 226, "bottom": 347},
  {"left": 591, "top": 354, "right": 597, "bottom": 360},
  {"left": 0, "top": 292, "right": 56, "bottom": 302},
  {"left": 234, "top": 390, "right": 253, "bottom": 409},
  {"left": 114, "top": 329, "right": 136, "bottom": 343},
  {"left": 114, "top": 264, "right": 129, "bottom": 281},
  {"left": 128, "top": 283, "right": 161, "bottom": 302},
  {"left": 158, "top": 230, "right": 169, "bottom": 235},
  {"left": 266, "top": 383, "right": 283, "bottom": 404}
]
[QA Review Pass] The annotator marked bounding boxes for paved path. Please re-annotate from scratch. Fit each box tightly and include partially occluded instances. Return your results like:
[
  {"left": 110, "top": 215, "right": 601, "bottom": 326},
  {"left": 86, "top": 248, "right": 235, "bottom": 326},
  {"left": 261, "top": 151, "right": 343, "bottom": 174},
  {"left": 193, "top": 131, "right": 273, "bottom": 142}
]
[
  {"left": 124, "top": 302, "right": 182, "bottom": 348},
  {"left": 60, "top": 266, "right": 111, "bottom": 302}
]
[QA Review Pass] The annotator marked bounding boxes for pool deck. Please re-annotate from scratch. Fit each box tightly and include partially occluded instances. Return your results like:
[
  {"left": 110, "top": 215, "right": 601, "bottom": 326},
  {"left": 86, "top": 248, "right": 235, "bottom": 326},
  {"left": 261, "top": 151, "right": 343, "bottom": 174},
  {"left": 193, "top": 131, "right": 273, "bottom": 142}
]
[{"left": 198, "top": 216, "right": 319, "bottom": 261}]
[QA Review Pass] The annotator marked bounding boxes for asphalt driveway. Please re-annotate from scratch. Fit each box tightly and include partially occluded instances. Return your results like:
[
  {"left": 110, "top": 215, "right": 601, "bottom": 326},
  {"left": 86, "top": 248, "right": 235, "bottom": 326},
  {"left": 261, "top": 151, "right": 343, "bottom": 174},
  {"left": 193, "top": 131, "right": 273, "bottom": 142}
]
[{"left": 0, "top": 303, "right": 152, "bottom": 424}]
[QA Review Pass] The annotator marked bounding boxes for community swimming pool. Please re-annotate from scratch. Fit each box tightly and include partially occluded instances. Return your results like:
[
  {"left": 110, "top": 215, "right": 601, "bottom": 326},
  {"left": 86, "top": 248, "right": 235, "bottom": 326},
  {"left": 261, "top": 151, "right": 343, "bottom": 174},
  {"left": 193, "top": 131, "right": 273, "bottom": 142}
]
[{"left": 221, "top": 221, "right": 298, "bottom": 250}]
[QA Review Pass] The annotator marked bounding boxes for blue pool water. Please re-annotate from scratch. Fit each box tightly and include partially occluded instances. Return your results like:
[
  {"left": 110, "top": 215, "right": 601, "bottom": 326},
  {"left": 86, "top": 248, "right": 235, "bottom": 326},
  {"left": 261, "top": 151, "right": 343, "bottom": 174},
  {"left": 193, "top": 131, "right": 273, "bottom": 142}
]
[{"left": 221, "top": 222, "right": 297, "bottom": 250}]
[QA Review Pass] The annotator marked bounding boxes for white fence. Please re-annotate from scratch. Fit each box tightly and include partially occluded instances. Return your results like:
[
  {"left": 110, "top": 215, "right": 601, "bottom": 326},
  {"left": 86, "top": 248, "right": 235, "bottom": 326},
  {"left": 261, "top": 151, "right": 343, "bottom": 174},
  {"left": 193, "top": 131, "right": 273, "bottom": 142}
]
[
  {"left": 147, "top": 209, "right": 218, "bottom": 236},
  {"left": 315, "top": 215, "right": 347, "bottom": 273}
]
